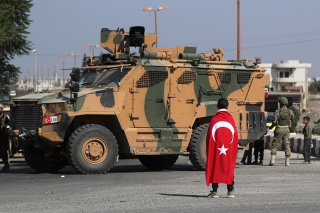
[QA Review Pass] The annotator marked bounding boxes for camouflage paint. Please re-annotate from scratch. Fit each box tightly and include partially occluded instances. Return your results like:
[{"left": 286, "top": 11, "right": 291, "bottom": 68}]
[
  {"left": 183, "top": 46, "right": 197, "bottom": 54},
  {"left": 144, "top": 65, "right": 168, "bottom": 127},
  {"left": 113, "top": 33, "right": 123, "bottom": 45},
  {"left": 100, "top": 30, "right": 110, "bottom": 43},
  {"left": 10, "top": 26, "right": 270, "bottom": 173},
  {"left": 193, "top": 67, "right": 219, "bottom": 117}
]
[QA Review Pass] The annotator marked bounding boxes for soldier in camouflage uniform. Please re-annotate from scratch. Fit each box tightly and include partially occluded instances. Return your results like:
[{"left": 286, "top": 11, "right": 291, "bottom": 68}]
[{"left": 269, "top": 97, "right": 294, "bottom": 166}]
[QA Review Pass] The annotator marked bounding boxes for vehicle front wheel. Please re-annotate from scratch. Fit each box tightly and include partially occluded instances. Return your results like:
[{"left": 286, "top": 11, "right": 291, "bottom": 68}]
[
  {"left": 189, "top": 123, "right": 209, "bottom": 170},
  {"left": 23, "top": 144, "right": 67, "bottom": 173},
  {"left": 67, "top": 124, "right": 118, "bottom": 174}
]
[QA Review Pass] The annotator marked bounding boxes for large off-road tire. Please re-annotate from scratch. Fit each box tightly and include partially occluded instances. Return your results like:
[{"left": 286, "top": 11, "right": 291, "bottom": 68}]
[
  {"left": 23, "top": 144, "right": 67, "bottom": 173},
  {"left": 189, "top": 123, "right": 209, "bottom": 170},
  {"left": 68, "top": 124, "right": 118, "bottom": 174},
  {"left": 138, "top": 155, "right": 179, "bottom": 170}
]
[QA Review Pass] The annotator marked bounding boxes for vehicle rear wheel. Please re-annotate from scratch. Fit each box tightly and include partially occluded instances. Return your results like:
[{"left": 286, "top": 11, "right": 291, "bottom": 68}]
[
  {"left": 68, "top": 124, "right": 118, "bottom": 174},
  {"left": 138, "top": 155, "right": 179, "bottom": 170},
  {"left": 23, "top": 144, "right": 67, "bottom": 173},
  {"left": 189, "top": 123, "right": 209, "bottom": 170}
]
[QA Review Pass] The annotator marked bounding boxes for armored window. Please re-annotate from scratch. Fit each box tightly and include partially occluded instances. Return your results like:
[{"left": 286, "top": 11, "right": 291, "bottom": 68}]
[
  {"left": 177, "top": 71, "right": 197, "bottom": 84},
  {"left": 237, "top": 73, "right": 252, "bottom": 84},
  {"left": 79, "top": 70, "right": 98, "bottom": 87},
  {"left": 218, "top": 73, "right": 231, "bottom": 83},
  {"left": 136, "top": 71, "right": 168, "bottom": 88},
  {"left": 96, "top": 68, "right": 130, "bottom": 87}
]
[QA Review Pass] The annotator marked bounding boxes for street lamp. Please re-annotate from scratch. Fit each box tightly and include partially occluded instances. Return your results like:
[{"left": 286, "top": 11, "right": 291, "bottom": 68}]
[
  {"left": 143, "top": 5, "right": 168, "bottom": 47},
  {"left": 69, "top": 52, "right": 80, "bottom": 67},
  {"left": 32, "top": 48, "right": 37, "bottom": 91},
  {"left": 237, "top": 0, "right": 241, "bottom": 61},
  {"left": 86, "top": 44, "right": 100, "bottom": 57}
]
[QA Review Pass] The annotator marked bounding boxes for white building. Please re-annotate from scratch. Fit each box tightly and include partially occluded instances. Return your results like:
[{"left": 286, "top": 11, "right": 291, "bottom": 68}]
[
  {"left": 16, "top": 77, "right": 69, "bottom": 92},
  {"left": 260, "top": 60, "right": 311, "bottom": 111}
]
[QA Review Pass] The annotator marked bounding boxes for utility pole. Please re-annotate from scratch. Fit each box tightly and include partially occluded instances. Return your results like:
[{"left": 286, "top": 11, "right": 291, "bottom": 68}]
[
  {"left": 70, "top": 52, "right": 80, "bottom": 67},
  {"left": 62, "top": 60, "right": 65, "bottom": 87},
  {"left": 47, "top": 65, "right": 51, "bottom": 91},
  {"left": 40, "top": 66, "right": 43, "bottom": 91},
  {"left": 32, "top": 49, "right": 37, "bottom": 91},
  {"left": 237, "top": 0, "right": 241, "bottom": 61}
]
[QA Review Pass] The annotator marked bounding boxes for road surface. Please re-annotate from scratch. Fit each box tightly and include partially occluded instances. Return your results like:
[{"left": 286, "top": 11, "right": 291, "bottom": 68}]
[{"left": 1, "top": 150, "right": 320, "bottom": 213}]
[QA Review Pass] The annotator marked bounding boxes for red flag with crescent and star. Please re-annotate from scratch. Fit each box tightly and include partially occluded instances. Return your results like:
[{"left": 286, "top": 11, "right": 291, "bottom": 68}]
[{"left": 205, "top": 109, "right": 238, "bottom": 185}]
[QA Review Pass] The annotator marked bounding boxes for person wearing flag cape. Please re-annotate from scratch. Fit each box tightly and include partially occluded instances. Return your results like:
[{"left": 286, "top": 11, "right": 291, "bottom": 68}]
[{"left": 206, "top": 98, "right": 238, "bottom": 198}]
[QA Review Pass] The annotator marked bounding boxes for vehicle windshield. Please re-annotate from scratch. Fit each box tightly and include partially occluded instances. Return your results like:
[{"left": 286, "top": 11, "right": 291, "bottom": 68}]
[
  {"left": 79, "top": 70, "right": 99, "bottom": 87},
  {"left": 96, "top": 67, "right": 130, "bottom": 87}
]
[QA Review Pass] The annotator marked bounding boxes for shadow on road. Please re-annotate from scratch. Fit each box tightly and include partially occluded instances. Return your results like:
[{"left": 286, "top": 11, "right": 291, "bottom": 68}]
[
  {"left": 110, "top": 164, "right": 196, "bottom": 173},
  {"left": 158, "top": 193, "right": 207, "bottom": 198},
  {"left": 2, "top": 161, "right": 197, "bottom": 175}
]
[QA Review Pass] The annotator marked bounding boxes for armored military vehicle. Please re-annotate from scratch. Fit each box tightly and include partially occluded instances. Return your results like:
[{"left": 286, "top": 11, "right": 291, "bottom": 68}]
[{"left": 11, "top": 26, "right": 269, "bottom": 173}]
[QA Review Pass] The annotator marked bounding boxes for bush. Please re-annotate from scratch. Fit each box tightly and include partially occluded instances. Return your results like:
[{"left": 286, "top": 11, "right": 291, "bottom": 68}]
[{"left": 309, "top": 79, "right": 320, "bottom": 94}]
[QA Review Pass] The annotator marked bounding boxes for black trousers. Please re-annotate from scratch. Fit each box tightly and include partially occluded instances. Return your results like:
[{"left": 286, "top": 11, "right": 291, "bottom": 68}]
[
  {"left": 241, "top": 143, "right": 253, "bottom": 163},
  {"left": 303, "top": 139, "right": 311, "bottom": 162},
  {"left": 0, "top": 135, "right": 9, "bottom": 165},
  {"left": 254, "top": 139, "right": 264, "bottom": 162},
  {"left": 212, "top": 180, "right": 235, "bottom": 192}
]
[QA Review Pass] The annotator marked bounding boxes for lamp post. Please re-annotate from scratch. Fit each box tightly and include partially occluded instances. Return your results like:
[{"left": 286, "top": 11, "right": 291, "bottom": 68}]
[
  {"left": 69, "top": 52, "right": 80, "bottom": 67},
  {"left": 87, "top": 44, "right": 100, "bottom": 57},
  {"left": 143, "top": 6, "right": 168, "bottom": 47},
  {"left": 32, "top": 49, "right": 37, "bottom": 91},
  {"left": 61, "top": 60, "right": 65, "bottom": 87},
  {"left": 237, "top": 0, "right": 241, "bottom": 61}
]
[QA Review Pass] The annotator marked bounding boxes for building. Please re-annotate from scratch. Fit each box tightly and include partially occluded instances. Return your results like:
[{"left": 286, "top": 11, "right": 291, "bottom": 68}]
[
  {"left": 16, "top": 76, "right": 69, "bottom": 92},
  {"left": 260, "top": 60, "right": 311, "bottom": 111}
]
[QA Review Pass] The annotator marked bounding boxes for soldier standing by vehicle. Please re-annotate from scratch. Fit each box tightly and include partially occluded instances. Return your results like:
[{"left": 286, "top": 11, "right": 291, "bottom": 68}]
[
  {"left": 0, "top": 104, "right": 10, "bottom": 172},
  {"left": 269, "top": 97, "right": 294, "bottom": 166}
]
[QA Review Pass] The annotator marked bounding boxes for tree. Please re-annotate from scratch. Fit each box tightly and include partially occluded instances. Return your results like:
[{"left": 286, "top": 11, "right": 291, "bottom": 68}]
[
  {"left": 308, "top": 78, "right": 320, "bottom": 94},
  {"left": 0, "top": 0, "right": 33, "bottom": 81}
]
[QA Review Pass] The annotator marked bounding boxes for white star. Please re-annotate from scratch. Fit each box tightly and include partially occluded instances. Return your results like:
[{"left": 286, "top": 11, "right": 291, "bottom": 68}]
[{"left": 218, "top": 145, "right": 229, "bottom": 155}]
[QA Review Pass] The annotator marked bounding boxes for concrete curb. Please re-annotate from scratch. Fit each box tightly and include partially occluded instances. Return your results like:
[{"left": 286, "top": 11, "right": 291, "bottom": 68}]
[{"left": 264, "top": 134, "right": 320, "bottom": 156}]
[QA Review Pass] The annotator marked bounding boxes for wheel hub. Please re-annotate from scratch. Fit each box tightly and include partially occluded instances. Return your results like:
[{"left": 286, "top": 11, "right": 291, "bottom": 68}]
[{"left": 82, "top": 138, "right": 108, "bottom": 164}]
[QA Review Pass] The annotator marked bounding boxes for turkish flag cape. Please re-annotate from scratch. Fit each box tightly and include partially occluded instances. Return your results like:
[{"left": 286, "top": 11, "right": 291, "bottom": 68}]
[{"left": 205, "top": 109, "right": 238, "bottom": 185}]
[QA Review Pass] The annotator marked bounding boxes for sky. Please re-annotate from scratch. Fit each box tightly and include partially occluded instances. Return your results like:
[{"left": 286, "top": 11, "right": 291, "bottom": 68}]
[{"left": 13, "top": 0, "right": 320, "bottom": 79}]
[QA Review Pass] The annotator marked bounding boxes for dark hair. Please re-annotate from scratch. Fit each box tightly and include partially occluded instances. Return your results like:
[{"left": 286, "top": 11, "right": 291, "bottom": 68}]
[
  {"left": 303, "top": 116, "right": 310, "bottom": 122},
  {"left": 217, "top": 98, "right": 228, "bottom": 109}
]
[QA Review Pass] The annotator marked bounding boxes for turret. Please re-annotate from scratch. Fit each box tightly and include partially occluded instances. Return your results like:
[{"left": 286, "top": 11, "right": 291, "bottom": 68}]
[{"left": 100, "top": 26, "right": 155, "bottom": 60}]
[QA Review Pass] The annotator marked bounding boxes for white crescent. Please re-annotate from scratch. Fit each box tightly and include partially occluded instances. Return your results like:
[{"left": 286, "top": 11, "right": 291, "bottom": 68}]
[{"left": 211, "top": 121, "right": 235, "bottom": 144}]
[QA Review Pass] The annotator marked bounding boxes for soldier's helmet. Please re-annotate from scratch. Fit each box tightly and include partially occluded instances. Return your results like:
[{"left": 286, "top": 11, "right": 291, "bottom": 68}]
[
  {"left": 0, "top": 104, "right": 4, "bottom": 109},
  {"left": 278, "top": 97, "right": 288, "bottom": 106}
]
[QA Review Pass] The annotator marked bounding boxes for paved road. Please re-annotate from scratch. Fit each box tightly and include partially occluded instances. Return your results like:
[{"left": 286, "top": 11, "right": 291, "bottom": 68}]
[{"left": 1, "top": 150, "right": 320, "bottom": 213}]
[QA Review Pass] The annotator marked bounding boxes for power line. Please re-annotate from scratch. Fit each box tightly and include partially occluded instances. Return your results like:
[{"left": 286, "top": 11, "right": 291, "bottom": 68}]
[
  {"left": 224, "top": 38, "right": 320, "bottom": 51},
  {"left": 175, "top": 31, "right": 320, "bottom": 47}
]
